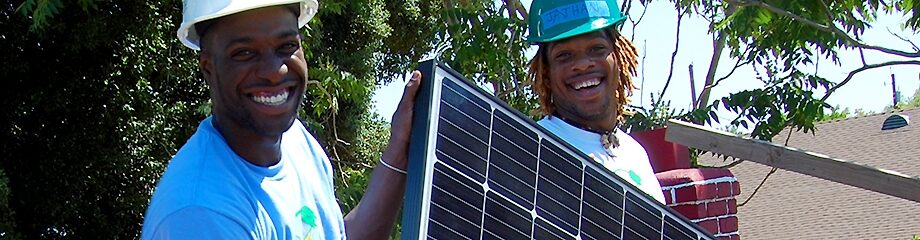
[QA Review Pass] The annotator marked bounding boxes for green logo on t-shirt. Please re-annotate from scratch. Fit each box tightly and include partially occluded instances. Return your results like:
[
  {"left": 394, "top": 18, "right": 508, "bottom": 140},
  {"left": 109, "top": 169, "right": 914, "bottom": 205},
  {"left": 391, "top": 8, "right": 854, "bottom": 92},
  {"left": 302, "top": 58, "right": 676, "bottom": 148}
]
[
  {"left": 296, "top": 206, "right": 317, "bottom": 240},
  {"left": 628, "top": 169, "right": 642, "bottom": 186},
  {"left": 589, "top": 153, "right": 643, "bottom": 186},
  {"left": 613, "top": 169, "right": 643, "bottom": 186}
]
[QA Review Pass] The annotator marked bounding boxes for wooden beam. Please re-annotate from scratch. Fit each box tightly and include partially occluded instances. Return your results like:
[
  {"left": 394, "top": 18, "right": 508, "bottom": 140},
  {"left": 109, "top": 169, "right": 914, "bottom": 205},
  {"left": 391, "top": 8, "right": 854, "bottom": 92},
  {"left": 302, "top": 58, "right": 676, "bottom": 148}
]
[{"left": 665, "top": 119, "right": 920, "bottom": 203}]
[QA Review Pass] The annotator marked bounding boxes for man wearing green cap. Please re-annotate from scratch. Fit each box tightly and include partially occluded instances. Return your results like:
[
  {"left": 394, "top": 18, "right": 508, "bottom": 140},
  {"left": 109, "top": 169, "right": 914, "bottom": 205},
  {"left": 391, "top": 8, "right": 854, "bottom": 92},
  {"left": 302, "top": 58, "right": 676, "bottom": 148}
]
[
  {"left": 141, "top": 0, "right": 417, "bottom": 239},
  {"left": 527, "top": 0, "right": 666, "bottom": 203}
]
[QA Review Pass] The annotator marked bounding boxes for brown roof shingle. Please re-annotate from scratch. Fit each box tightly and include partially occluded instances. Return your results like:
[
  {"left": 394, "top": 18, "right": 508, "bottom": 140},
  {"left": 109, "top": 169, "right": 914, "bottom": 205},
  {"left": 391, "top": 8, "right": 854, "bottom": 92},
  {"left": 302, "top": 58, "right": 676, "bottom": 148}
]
[{"left": 698, "top": 107, "right": 920, "bottom": 239}]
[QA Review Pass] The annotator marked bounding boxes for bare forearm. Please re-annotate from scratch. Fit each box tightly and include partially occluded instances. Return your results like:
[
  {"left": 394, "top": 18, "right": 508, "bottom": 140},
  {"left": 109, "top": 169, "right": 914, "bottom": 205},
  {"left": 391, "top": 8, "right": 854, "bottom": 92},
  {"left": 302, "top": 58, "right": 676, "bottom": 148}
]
[{"left": 344, "top": 71, "right": 419, "bottom": 239}]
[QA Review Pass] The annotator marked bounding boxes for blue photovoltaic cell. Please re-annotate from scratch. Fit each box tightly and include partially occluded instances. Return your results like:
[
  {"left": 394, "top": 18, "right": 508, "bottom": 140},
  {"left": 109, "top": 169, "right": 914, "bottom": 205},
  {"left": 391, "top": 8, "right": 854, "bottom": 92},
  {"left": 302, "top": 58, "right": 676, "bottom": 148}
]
[
  {"left": 488, "top": 110, "right": 538, "bottom": 209},
  {"left": 624, "top": 192, "right": 664, "bottom": 240},
  {"left": 435, "top": 78, "right": 490, "bottom": 183},
  {"left": 580, "top": 167, "right": 625, "bottom": 240},
  {"left": 428, "top": 162, "right": 483, "bottom": 240},
  {"left": 402, "top": 60, "right": 715, "bottom": 240},
  {"left": 665, "top": 215, "right": 698, "bottom": 240},
  {"left": 536, "top": 141, "right": 583, "bottom": 235},
  {"left": 534, "top": 216, "right": 574, "bottom": 240},
  {"left": 483, "top": 191, "right": 532, "bottom": 239}
]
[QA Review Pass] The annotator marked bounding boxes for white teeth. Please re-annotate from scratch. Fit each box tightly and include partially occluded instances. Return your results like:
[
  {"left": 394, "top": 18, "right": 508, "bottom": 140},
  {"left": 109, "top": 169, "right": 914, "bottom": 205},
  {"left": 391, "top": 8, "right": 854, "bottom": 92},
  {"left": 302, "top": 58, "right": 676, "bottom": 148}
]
[
  {"left": 573, "top": 79, "right": 601, "bottom": 90},
  {"left": 252, "top": 91, "right": 289, "bottom": 106}
]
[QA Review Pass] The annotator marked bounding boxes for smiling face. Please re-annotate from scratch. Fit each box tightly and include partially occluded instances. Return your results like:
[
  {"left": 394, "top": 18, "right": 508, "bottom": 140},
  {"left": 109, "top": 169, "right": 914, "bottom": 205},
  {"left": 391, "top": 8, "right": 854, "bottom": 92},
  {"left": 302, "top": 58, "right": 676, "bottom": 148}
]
[
  {"left": 544, "top": 30, "right": 620, "bottom": 131},
  {"left": 199, "top": 6, "right": 307, "bottom": 139}
]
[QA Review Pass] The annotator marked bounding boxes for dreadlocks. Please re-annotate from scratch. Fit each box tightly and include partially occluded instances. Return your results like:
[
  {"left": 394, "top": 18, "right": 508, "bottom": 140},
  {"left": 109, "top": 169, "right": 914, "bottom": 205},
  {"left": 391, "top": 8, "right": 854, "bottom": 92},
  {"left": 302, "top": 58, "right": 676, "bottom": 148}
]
[{"left": 528, "top": 26, "right": 639, "bottom": 124}]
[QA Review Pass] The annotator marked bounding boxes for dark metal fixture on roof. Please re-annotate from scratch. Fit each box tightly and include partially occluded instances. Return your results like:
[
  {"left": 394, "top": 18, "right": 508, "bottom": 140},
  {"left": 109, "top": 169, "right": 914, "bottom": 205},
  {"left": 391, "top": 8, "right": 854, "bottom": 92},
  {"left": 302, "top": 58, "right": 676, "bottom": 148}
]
[{"left": 882, "top": 114, "right": 910, "bottom": 130}]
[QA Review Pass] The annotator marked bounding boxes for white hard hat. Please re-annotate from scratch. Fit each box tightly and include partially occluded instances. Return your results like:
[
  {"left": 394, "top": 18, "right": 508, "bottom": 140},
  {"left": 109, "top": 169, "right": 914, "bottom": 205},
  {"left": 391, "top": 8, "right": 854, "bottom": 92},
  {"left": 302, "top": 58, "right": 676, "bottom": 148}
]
[{"left": 177, "top": 0, "right": 319, "bottom": 50}]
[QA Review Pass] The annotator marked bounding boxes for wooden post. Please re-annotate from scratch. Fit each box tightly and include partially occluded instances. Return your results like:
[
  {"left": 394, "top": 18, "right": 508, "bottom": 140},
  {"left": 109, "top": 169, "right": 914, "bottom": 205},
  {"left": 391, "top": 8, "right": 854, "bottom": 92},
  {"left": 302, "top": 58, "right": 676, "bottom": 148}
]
[
  {"left": 689, "top": 64, "right": 697, "bottom": 109},
  {"left": 891, "top": 73, "right": 898, "bottom": 107},
  {"left": 665, "top": 119, "right": 920, "bottom": 203}
]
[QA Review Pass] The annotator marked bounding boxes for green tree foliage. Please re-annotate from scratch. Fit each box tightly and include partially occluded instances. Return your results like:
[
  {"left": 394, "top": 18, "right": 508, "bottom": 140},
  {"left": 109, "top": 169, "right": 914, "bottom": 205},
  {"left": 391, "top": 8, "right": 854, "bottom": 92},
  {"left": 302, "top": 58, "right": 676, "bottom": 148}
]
[
  {"left": 819, "top": 105, "right": 852, "bottom": 121},
  {"left": 2, "top": 0, "right": 438, "bottom": 238},
  {"left": 892, "top": 87, "right": 920, "bottom": 110},
  {"left": 622, "top": 98, "right": 682, "bottom": 132},
  {"left": 724, "top": 0, "right": 919, "bottom": 139},
  {"left": 3, "top": 1, "right": 204, "bottom": 238},
  {"left": 0, "top": 169, "right": 17, "bottom": 239},
  {"left": 433, "top": 0, "right": 536, "bottom": 114},
  {"left": 631, "top": 0, "right": 920, "bottom": 140}
]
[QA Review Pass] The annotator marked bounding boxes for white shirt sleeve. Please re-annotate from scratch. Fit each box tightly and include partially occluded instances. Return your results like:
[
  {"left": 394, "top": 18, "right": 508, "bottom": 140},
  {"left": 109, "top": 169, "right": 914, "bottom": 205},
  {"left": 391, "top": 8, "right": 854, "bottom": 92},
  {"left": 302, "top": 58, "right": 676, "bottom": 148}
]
[{"left": 147, "top": 206, "right": 252, "bottom": 240}]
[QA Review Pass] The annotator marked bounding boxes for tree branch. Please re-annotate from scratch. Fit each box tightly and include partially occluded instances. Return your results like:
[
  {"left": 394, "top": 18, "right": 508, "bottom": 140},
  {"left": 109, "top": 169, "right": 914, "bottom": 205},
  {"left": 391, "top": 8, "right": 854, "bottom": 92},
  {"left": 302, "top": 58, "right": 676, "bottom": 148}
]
[
  {"left": 734, "top": 117, "right": 797, "bottom": 207},
  {"left": 727, "top": 0, "right": 830, "bottom": 30},
  {"left": 696, "top": 36, "right": 725, "bottom": 109},
  {"left": 328, "top": 157, "right": 374, "bottom": 168},
  {"left": 654, "top": 10, "right": 685, "bottom": 108},
  {"left": 626, "top": 1, "right": 650, "bottom": 43},
  {"left": 620, "top": 0, "right": 631, "bottom": 20},
  {"left": 858, "top": 47, "right": 868, "bottom": 66},
  {"left": 442, "top": 0, "right": 459, "bottom": 26},
  {"left": 888, "top": 27, "right": 920, "bottom": 52},
  {"left": 501, "top": 0, "right": 527, "bottom": 21},
  {"left": 738, "top": 167, "right": 776, "bottom": 207},
  {"left": 707, "top": 58, "right": 753, "bottom": 90},
  {"left": 697, "top": 57, "right": 753, "bottom": 109},
  {"left": 783, "top": 124, "right": 794, "bottom": 146},
  {"left": 695, "top": 4, "right": 736, "bottom": 110},
  {"left": 640, "top": 40, "right": 647, "bottom": 106},
  {"left": 815, "top": 0, "right": 836, "bottom": 26},
  {"left": 491, "top": 77, "right": 502, "bottom": 97},
  {"left": 694, "top": 155, "right": 745, "bottom": 169},
  {"left": 718, "top": 159, "right": 745, "bottom": 168},
  {"left": 734, "top": 99, "right": 799, "bottom": 206},
  {"left": 497, "top": 78, "right": 524, "bottom": 99},
  {"left": 820, "top": 60, "right": 920, "bottom": 102},
  {"left": 726, "top": 0, "right": 920, "bottom": 58},
  {"left": 304, "top": 79, "right": 364, "bottom": 181}
]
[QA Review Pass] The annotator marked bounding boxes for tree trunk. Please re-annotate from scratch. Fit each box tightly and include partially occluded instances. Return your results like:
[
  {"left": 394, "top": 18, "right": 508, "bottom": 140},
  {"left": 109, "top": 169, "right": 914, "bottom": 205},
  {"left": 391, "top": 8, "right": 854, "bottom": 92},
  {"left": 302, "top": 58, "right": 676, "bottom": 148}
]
[
  {"left": 696, "top": 31, "right": 726, "bottom": 110},
  {"left": 695, "top": 5, "right": 736, "bottom": 110}
]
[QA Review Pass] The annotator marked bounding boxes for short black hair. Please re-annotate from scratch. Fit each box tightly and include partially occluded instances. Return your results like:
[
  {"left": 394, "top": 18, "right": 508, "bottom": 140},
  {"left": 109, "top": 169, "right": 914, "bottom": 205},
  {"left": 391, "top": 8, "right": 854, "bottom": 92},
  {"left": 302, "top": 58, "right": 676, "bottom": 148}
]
[{"left": 194, "top": 3, "right": 301, "bottom": 49}]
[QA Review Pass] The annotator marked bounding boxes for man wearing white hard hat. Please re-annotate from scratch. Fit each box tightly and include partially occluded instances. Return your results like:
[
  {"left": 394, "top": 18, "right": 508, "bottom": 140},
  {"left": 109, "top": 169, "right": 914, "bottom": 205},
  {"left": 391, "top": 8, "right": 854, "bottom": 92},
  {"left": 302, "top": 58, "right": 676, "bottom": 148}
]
[{"left": 141, "top": 0, "right": 419, "bottom": 239}]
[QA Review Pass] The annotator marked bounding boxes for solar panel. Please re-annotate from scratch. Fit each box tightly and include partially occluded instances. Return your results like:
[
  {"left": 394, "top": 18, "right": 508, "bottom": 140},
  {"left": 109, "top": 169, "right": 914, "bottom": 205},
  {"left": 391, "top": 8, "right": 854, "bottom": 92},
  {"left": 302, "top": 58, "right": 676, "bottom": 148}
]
[{"left": 402, "top": 60, "right": 715, "bottom": 240}]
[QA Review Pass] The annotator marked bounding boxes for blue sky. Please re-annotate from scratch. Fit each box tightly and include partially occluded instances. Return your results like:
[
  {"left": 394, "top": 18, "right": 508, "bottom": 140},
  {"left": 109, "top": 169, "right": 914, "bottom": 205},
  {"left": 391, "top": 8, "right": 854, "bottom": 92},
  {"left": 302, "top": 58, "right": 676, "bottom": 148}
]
[{"left": 372, "top": 0, "right": 920, "bottom": 124}]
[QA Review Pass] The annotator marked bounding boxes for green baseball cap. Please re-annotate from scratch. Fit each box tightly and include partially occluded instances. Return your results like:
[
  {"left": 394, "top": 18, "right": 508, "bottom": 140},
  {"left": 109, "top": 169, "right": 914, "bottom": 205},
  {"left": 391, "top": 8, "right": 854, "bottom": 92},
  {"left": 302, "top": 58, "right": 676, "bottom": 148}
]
[{"left": 526, "top": 0, "right": 627, "bottom": 44}]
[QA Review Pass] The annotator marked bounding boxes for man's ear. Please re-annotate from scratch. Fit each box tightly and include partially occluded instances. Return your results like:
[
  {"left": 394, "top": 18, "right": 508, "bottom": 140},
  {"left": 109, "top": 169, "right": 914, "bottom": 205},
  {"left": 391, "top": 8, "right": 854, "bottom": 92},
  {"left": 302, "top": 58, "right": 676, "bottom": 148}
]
[{"left": 199, "top": 52, "right": 214, "bottom": 85}]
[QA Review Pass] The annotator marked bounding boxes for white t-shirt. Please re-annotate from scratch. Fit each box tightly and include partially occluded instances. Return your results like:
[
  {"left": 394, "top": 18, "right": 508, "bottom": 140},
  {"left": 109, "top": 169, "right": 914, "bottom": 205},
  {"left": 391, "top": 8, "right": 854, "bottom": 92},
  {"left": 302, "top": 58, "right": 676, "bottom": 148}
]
[
  {"left": 141, "top": 116, "right": 346, "bottom": 239},
  {"left": 538, "top": 116, "right": 666, "bottom": 203}
]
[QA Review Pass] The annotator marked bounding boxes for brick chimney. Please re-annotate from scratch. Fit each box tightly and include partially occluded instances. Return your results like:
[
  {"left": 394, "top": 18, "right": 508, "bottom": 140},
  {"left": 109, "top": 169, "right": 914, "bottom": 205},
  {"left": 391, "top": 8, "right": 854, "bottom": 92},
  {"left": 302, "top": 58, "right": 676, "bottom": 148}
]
[{"left": 657, "top": 168, "right": 740, "bottom": 240}]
